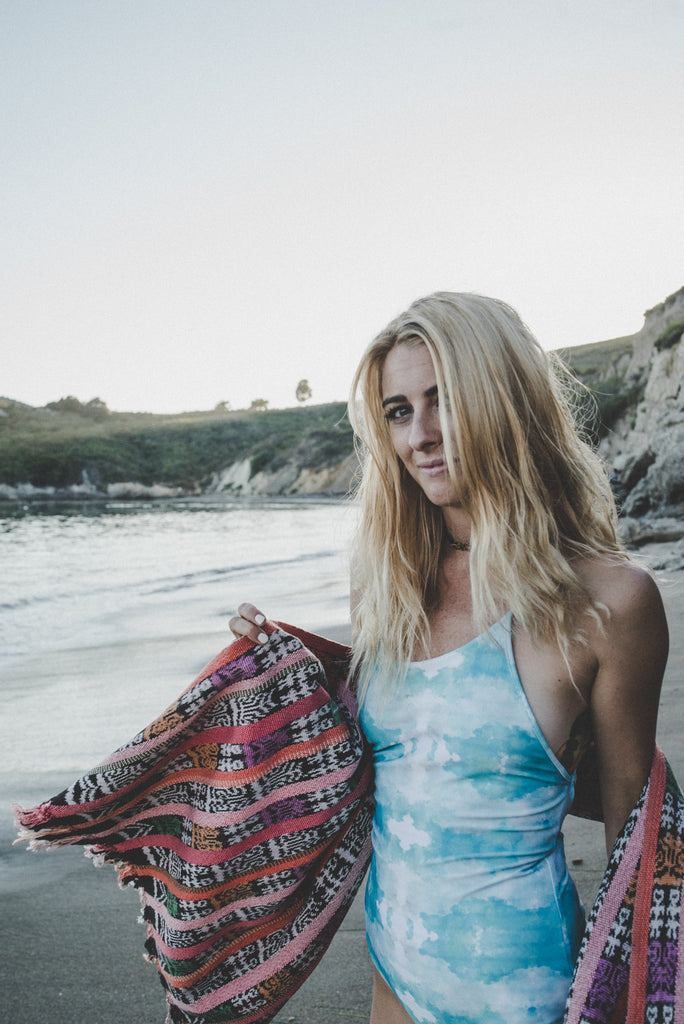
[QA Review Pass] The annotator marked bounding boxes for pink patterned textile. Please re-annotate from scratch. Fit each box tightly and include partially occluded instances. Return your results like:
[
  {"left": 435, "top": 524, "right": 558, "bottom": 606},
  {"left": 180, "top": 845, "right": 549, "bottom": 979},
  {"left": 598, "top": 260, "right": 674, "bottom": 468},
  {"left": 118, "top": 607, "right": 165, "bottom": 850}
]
[
  {"left": 14, "top": 623, "right": 374, "bottom": 1024},
  {"left": 564, "top": 746, "right": 684, "bottom": 1024}
]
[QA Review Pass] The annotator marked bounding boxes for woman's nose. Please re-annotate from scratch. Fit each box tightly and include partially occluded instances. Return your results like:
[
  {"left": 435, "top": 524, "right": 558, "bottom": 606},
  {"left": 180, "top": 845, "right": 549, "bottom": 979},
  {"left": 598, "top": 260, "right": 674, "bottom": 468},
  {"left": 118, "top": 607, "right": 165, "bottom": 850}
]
[{"left": 408, "top": 408, "right": 442, "bottom": 450}]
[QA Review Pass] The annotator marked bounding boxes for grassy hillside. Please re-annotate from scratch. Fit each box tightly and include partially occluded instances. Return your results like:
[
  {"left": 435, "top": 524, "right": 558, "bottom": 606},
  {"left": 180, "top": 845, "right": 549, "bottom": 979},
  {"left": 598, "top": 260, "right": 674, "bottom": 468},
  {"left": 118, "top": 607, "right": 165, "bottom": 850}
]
[
  {"left": 558, "top": 335, "right": 633, "bottom": 378},
  {"left": 0, "top": 399, "right": 352, "bottom": 490},
  {"left": 0, "top": 332, "right": 644, "bottom": 492},
  {"left": 558, "top": 335, "right": 639, "bottom": 442}
]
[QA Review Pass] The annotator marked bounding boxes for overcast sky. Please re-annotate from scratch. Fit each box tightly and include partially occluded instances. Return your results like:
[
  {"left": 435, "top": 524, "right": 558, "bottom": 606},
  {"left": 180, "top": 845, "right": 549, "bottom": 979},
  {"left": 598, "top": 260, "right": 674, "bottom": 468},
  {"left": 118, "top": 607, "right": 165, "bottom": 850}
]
[{"left": 2, "top": 0, "right": 683, "bottom": 413}]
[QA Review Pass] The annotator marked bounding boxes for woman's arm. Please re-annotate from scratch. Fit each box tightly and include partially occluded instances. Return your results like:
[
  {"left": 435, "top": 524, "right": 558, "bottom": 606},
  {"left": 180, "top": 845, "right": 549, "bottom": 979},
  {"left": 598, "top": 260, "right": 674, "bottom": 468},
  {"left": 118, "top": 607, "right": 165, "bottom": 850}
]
[{"left": 588, "top": 563, "right": 669, "bottom": 853}]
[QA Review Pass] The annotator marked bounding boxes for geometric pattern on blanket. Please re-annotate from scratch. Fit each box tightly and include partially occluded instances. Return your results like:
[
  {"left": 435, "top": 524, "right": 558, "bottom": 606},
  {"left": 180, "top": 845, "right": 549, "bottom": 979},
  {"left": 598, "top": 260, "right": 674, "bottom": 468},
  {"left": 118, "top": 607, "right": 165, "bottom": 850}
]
[
  {"left": 14, "top": 623, "right": 373, "bottom": 1024},
  {"left": 564, "top": 746, "right": 684, "bottom": 1024}
]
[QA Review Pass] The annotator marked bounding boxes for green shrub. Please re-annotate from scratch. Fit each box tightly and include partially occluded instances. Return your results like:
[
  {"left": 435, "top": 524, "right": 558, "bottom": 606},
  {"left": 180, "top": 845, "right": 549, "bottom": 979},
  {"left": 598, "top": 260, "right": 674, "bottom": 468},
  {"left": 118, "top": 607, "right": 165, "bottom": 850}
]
[{"left": 655, "top": 321, "right": 684, "bottom": 352}]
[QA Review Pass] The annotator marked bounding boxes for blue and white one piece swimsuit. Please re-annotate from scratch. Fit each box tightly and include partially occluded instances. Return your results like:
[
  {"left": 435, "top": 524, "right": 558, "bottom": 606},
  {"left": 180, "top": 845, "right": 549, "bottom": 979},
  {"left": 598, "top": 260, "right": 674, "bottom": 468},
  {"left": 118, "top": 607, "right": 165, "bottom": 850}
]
[{"left": 359, "top": 614, "right": 585, "bottom": 1024}]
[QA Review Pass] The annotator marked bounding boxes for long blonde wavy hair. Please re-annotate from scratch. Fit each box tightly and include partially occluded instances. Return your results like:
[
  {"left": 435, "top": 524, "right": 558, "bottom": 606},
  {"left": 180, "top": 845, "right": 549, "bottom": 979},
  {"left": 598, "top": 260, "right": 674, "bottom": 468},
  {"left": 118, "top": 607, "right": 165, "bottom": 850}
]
[{"left": 348, "top": 291, "right": 624, "bottom": 699}]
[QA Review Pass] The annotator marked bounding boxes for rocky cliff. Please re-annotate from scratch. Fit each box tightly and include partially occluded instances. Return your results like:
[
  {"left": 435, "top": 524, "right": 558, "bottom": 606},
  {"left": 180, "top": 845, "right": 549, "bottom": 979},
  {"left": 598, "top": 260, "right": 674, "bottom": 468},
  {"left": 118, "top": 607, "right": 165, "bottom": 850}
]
[
  {"left": 596, "top": 285, "right": 684, "bottom": 568},
  {"left": 205, "top": 451, "right": 357, "bottom": 498}
]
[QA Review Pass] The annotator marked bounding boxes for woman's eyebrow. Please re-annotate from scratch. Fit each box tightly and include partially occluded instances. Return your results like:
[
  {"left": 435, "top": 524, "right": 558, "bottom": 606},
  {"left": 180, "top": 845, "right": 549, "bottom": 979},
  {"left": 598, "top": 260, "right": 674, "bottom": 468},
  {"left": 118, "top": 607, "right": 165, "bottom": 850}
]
[{"left": 381, "top": 384, "right": 438, "bottom": 408}]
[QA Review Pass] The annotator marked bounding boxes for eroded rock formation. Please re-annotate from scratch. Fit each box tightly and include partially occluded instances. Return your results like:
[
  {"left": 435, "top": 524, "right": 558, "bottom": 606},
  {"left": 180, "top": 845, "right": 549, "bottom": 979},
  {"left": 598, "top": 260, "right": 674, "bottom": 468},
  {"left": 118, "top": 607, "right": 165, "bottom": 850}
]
[{"left": 599, "top": 286, "right": 684, "bottom": 568}]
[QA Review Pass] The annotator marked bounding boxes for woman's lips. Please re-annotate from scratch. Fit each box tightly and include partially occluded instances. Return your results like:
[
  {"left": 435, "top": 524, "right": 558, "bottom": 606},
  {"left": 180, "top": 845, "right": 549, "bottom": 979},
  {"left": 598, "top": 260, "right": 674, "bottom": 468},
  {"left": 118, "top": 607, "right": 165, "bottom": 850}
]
[{"left": 417, "top": 459, "right": 447, "bottom": 476}]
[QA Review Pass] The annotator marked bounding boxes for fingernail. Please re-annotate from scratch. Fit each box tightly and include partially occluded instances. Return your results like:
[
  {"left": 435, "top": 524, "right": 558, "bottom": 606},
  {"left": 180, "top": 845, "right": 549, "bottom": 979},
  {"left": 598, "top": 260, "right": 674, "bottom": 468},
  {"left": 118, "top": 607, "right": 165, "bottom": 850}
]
[
  {"left": 255, "top": 614, "right": 266, "bottom": 625},
  {"left": 257, "top": 632, "right": 268, "bottom": 644}
]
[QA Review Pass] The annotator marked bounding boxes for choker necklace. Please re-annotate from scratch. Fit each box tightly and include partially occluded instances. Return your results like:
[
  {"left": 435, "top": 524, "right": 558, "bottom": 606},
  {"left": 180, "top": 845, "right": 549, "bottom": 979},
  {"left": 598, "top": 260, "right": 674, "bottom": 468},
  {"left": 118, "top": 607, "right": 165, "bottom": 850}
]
[{"left": 446, "top": 532, "right": 470, "bottom": 552}]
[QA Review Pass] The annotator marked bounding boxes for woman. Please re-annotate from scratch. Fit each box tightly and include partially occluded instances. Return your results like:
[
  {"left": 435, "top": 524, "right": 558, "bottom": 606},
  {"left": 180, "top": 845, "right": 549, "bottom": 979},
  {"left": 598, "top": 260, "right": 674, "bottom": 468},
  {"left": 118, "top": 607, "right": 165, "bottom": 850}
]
[{"left": 230, "top": 292, "right": 668, "bottom": 1024}]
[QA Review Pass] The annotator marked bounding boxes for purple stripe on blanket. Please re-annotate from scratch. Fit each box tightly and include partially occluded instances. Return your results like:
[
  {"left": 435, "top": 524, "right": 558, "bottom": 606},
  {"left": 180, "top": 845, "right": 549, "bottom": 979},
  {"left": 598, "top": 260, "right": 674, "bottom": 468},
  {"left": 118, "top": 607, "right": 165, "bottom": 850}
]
[
  {"left": 259, "top": 797, "right": 310, "bottom": 827},
  {"left": 210, "top": 652, "right": 260, "bottom": 685},
  {"left": 244, "top": 728, "right": 296, "bottom": 767},
  {"left": 583, "top": 958, "right": 629, "bottom": 1020},
  {"left": 647, "top": 941, "right": 679, "bottom": 998}
]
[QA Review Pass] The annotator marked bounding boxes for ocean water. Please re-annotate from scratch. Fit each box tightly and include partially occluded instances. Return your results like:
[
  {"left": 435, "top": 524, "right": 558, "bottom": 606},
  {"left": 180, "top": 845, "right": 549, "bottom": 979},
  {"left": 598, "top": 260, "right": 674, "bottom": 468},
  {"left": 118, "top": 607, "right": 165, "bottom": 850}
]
[
  {"left": 1, "top": 497, "right": 355, "bottom": 659},
  {"left": 1, "top": 498, "right": 369, "bottom": 1024},
  {"left": 1, "top": 497, "right": 356, "bottom": 782}
]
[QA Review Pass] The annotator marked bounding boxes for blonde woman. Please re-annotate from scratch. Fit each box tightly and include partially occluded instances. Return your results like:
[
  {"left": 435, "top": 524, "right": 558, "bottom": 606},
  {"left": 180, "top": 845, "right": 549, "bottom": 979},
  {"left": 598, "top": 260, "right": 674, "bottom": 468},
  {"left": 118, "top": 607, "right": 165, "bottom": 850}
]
[{"left": 230, "top": 293, "right": 667, "bottom": 1024}]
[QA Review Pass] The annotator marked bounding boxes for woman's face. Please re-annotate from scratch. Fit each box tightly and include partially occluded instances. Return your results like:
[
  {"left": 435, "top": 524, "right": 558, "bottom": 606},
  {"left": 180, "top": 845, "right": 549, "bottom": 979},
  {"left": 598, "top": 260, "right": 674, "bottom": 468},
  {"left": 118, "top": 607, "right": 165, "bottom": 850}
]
[{"left": 380, "top": 342, "right": 464, "bottom": 509}]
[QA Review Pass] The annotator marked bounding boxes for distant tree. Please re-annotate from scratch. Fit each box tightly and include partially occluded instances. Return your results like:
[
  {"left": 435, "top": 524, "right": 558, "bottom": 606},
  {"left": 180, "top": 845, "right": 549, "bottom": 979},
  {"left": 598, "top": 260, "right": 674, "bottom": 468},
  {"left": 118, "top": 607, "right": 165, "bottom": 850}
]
[
  {"left": 85, "top": 397, "right": 110, "bottom": 421},
  {"left": 214, "top": 400, "right": 232, "bottom": 412},
  {"left": 249, "top": 398, "right": 269, "bottom": 412},
  {"left": 296, "top": 379, "right": 312, "bottom": 403},
  {"left": 46, "top": 396, "right": 109, "bottom": 421},
  {"left": 47, "top": 395, "right": 85, "bottom": 414}
]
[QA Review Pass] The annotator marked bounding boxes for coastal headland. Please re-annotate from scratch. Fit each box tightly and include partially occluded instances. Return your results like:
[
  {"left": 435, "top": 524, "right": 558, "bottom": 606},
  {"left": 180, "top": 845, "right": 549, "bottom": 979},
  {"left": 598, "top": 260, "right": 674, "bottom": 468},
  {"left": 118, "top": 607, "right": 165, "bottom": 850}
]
[{"left": 1, "top": 287, "right": 683, "bottom": 565}]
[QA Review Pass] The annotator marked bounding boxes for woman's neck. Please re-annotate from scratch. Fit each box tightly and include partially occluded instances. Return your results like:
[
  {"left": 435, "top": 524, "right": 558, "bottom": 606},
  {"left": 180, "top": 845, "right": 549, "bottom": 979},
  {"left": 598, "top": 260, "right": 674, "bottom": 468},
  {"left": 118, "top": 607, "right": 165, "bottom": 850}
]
[{"left": 442, "top": 509, "right": 472, "bottom": 550}]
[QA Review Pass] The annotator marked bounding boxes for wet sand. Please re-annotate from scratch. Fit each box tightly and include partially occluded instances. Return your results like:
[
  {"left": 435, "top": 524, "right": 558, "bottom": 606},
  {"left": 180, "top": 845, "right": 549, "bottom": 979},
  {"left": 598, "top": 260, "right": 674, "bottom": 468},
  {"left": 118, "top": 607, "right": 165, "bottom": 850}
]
[{"left": 2, "top": 573, "right": 682, "bottom": 1023}]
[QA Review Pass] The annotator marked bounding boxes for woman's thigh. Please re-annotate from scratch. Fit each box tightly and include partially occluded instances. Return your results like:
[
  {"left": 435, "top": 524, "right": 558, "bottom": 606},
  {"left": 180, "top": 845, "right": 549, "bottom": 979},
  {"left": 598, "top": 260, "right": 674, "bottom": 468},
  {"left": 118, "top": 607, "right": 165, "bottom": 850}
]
[{"left": 370, "top": 969, "right": 414, "bottom": 1024}]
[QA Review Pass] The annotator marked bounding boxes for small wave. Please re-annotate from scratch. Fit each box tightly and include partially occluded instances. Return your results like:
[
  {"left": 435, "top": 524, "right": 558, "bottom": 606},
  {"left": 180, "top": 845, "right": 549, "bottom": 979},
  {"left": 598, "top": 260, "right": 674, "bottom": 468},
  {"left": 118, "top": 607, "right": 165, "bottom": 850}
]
[
  {"left": 0, "top": 550, "right": 341, "bottom": 611},
  {"left": 145, "top": 550, "right": 340, "bottom": 595}
]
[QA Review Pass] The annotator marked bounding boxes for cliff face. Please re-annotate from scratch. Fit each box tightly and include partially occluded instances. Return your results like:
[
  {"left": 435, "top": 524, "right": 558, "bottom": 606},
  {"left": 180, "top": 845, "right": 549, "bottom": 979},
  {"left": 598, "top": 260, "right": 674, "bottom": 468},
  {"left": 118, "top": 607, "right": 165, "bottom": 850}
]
[
  {"left": 628, "top": 286, "right": 684, "bottom": 378},
  {"left": 205, "top": 452, "right": 357, "bottom": 497},
  {"left": 597, "top": 286, "right": 684, "bottom": 565}
]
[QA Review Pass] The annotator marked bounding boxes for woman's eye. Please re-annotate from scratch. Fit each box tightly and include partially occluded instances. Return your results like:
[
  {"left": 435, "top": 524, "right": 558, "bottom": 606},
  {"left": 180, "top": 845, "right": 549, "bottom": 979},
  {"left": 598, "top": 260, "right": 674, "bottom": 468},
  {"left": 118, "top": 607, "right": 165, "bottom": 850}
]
[{"left": 384, "top": 404, "right": 411, "bottom": 423}]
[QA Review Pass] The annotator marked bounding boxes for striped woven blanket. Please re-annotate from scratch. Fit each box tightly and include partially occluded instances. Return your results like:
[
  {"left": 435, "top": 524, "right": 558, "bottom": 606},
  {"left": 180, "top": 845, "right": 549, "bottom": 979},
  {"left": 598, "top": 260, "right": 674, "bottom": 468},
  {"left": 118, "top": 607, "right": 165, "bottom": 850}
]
[
  {"left": 565, "top": 746, "right": 684, "bottom": 1023},
  {"left": 14, "top": 623, "right": 374, "bottom": 1024}
]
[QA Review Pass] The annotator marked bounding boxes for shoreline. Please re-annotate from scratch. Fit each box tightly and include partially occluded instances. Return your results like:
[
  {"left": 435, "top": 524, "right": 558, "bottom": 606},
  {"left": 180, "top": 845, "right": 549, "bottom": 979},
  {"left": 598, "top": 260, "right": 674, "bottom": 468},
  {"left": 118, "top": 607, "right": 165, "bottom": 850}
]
[{"left": 0, "top": 490, "right": 353, "bottom": 508}]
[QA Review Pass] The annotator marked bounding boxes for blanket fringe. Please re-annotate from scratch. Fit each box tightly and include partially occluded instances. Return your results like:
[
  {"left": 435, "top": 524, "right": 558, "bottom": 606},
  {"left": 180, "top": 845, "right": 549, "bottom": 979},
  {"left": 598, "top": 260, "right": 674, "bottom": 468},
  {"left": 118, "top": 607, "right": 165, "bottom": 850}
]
[{"left": 11, "top": 801, "right": 52, "bottom": 830}]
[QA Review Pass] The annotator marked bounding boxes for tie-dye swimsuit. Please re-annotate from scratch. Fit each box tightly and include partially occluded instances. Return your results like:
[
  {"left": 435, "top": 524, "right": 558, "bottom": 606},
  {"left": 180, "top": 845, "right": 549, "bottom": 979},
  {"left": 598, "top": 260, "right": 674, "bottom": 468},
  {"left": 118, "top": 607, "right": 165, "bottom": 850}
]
[{"left": 359, "top": 613, "right": 585, "bottom": 1024}]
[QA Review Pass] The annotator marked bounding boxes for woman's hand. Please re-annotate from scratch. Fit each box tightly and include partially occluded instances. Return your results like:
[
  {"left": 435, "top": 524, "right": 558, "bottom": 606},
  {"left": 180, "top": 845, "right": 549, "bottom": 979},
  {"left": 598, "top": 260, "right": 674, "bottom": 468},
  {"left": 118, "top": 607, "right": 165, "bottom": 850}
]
[{"left": 228, "top": 602, "right": 270, "bottom": 645}]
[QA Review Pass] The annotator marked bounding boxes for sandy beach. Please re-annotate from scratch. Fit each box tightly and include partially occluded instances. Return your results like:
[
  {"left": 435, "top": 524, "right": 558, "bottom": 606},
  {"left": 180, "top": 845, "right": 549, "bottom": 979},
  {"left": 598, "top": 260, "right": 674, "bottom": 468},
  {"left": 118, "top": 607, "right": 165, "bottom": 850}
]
[{"left": 2, "top": 571, "right": 682, "bottom": 1024}]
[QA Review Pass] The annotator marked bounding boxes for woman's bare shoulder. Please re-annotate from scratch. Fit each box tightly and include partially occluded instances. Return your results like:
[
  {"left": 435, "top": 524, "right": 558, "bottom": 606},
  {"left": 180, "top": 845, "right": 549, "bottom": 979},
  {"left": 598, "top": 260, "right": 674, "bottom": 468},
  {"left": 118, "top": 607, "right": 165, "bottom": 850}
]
[
  {"left": 576, "top": 554, "right": 665, "bottom": 625},
  {"left": 571, "top": 554, "right": 668, "bottom": 673}
]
